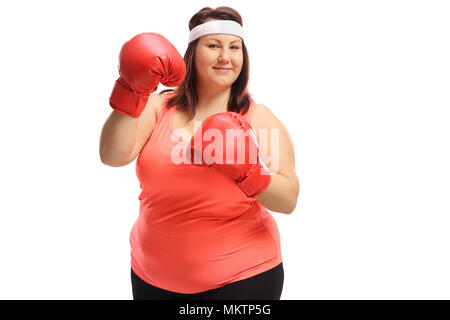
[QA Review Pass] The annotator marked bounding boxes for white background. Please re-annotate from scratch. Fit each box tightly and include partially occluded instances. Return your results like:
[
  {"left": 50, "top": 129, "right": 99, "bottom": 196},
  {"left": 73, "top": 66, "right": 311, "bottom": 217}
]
[{"left": 0, "top": 0, "right": 449, "bottom": 299}]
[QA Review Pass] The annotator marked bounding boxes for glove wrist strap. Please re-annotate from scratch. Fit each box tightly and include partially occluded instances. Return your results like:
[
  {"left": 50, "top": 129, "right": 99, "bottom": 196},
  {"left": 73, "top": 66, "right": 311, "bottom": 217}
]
[
  {"left": 238, "top": 157, "right": 272, "bottom": 197},
  {"left": 109, "top": 79, "right": 148, "bottom": 118}
]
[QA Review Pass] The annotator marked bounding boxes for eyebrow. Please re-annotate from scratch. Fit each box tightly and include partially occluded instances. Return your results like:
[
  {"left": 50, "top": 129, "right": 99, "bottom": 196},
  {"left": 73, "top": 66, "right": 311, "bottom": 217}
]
[{"left": 207, "top": 38, "right": 242, "bottom": 44}]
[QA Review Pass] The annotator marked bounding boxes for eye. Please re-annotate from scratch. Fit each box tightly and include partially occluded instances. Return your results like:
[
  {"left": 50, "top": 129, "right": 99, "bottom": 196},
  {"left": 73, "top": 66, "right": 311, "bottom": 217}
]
[{"left": 208, "top": 44, "right": 240, "bottom": 49}]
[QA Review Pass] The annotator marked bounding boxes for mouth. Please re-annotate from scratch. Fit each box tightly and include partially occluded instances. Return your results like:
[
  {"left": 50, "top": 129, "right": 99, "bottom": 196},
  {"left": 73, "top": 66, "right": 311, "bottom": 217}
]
[{"left": 213, "top": 67, "right": 232, "bottom": 73}]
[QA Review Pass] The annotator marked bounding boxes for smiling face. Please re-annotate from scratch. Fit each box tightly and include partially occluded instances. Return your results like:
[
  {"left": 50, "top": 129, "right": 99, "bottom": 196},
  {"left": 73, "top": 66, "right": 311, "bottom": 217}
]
[{"left": 194, "top": 30, "right": 244, "bottom": 89}]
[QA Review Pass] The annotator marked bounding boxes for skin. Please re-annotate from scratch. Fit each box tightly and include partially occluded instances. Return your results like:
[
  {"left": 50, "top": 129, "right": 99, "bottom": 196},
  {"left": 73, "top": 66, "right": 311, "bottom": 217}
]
[
  {"left": 193, "top": 24, "right": 243, "bottom": 115},
  {"left": 190, "top": 19, "right": 299, "bottom": 214},
  {"left": 100, "top": 19, "right": 300, "bottom": 214},
  {"left": 251, "top": 103, "right": 299, "bottom": 214}
]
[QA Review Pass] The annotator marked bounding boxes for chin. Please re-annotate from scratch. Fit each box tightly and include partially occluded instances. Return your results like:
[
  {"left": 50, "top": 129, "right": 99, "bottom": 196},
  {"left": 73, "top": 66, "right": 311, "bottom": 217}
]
[{"left": 206, "top": 77, "right": 231, "bottom": 85}]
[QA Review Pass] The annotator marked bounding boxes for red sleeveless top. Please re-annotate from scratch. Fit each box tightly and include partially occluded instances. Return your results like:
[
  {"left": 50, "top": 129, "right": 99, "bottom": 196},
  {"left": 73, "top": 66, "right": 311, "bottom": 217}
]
[{"left": 130, "top": 93, "right": 282, "bottom": 294}]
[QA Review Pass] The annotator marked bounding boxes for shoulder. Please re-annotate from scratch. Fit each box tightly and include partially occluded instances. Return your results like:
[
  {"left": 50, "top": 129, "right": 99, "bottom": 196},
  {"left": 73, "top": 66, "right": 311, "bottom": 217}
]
[
  {"left": 253, "top": 103, "right": 272, "bottom": 118},
  {"left": 150, "top": 90, "right": 174, "bottom": 118},
  {"left": 251, "top": 103, "right": 297, "bottom": 182},
  {"left": 251, "top": 103, "right": 286, "bottom": 132},
  {"left": 251, "top": 102, "right": 295, "bottom": 162}
]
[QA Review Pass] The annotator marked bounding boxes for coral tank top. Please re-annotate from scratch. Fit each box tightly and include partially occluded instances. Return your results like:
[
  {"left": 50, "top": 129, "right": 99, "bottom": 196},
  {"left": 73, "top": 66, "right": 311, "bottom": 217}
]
[{"left": 130, "top": 93, "right": 282, "bottom": 294}]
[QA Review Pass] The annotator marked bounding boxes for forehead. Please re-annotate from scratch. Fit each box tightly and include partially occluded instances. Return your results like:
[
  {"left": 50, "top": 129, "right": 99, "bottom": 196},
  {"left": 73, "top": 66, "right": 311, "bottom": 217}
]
[{"left": 201, "top": 34, "right": 242, "bottom": 43}]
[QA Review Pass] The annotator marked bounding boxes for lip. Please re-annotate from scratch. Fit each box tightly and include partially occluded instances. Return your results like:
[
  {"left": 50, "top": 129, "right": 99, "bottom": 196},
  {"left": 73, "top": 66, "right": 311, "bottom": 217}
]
[{"left": 213, "top": 67, "right": 232, "bottom": 72}]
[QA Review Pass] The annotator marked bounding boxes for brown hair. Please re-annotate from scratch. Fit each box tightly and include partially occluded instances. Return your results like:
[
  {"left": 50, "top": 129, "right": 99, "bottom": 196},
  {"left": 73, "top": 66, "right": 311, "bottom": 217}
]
[{"left": 160, "top": 6, "right": 252, "bottom": 121}]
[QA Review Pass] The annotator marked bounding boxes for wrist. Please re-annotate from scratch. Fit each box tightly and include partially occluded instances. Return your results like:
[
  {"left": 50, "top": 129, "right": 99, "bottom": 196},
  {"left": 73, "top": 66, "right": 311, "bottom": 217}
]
[
  {"left": 109, "top": 79, "right": 149, "bottom": 118},
  {"left": 237, "top": 158, "right": 272, "bottom": 197}
]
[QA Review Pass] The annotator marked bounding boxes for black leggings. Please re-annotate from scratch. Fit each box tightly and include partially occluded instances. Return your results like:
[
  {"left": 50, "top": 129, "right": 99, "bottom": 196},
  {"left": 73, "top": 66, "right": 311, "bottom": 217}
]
[{"left": 131, "top": 263, "right": 284, "bottom": 300}]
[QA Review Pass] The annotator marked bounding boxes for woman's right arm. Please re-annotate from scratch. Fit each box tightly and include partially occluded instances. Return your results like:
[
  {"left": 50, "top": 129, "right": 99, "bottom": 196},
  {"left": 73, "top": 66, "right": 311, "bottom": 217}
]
[
  {"left": 99, "top": 93, "right": 161, "bottom": 167},
  {"left": 100, "top": 32, "right": 186, "bottom": 167},
  {"left": 99, "top": 32, "right": 185, "bottom": 167}
]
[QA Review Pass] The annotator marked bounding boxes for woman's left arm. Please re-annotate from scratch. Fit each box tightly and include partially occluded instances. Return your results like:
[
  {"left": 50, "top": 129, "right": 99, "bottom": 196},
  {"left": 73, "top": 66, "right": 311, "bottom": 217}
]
[{"left": 252, "top": 104, "right": 300, "bottom": 214}]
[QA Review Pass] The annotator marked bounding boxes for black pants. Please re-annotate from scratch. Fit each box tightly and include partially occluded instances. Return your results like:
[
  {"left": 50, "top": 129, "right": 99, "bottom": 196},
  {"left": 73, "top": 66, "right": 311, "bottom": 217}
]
[{"left": 131, "top": 263, "right": 284, "bottom": 300}]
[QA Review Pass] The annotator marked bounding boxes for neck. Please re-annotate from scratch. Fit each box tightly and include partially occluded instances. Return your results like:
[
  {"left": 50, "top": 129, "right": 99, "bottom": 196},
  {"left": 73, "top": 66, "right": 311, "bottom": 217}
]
[{"left": 195, "top": 82, "right": 232, "bottom": 115}]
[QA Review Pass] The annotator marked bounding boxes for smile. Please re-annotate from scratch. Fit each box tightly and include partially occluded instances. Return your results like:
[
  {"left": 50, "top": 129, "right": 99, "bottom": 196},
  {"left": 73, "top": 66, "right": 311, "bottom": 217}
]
[{"left": 213, "top": 67, "right": 231, "bottom": 73}]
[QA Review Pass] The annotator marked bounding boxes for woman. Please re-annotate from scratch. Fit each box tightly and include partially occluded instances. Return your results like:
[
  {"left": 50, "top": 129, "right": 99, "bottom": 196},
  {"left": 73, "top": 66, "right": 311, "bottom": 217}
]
[{"left": 100, "top": 6, "right": 299, "bottom": 300}]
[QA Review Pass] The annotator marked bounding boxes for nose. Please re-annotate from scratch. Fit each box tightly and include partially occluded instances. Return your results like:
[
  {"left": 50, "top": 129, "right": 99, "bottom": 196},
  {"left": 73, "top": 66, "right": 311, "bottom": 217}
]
[{"left": 218, "top": 48, "right": 231, "bottom": 63}]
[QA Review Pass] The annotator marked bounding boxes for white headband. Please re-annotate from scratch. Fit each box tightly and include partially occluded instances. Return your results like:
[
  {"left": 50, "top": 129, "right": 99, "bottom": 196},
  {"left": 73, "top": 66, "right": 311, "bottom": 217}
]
[{"left": 188, "top": 20, "right": 245, "bottom": 44}]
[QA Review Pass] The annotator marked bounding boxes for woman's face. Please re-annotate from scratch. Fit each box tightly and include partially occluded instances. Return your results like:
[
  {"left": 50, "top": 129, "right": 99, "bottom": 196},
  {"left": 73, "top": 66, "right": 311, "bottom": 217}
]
[{"left": 194, "top": 31, "right": 244, "bottom": 89}]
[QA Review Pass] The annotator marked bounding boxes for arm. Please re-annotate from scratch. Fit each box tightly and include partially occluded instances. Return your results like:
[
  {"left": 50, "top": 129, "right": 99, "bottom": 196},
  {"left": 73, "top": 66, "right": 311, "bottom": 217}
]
[
  {"left": 256, "top": 171, "right": 299, "bottom": 214},
  {"left": 99, "top": 93, "right": 159, "bottom": 167},
  {"left": 99, "top": 110, "right": 140, "bottom": 167},
  {"left": 188, "top": 106, "right": 299, "bottom": 213},
  {"left": 253, "top": 104, "right": 299, "bottom": 214},
  {"left": 99, "top": 32, "right": 185, "bottom": 167}
]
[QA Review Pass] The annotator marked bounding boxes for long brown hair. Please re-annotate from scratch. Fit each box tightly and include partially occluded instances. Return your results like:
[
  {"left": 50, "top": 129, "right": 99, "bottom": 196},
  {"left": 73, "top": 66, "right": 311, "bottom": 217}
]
[{"left": 160, "top": 6, "right": 252, "bottom": 121}]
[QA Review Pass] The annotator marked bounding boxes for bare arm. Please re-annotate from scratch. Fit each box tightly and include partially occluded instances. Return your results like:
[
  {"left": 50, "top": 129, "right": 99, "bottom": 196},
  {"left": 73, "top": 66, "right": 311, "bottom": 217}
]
[
  {"left": 99, "top": 93, "right": 162, "bottom": 167},
  {"left": 256, "top": 171, "right": 299, "bottom": 214},
  {"left": 253, "top": 104, "right": 300, "bottom": 214},
  {"left": 99, "top": 111, "right": 139, "bottom": 167}
]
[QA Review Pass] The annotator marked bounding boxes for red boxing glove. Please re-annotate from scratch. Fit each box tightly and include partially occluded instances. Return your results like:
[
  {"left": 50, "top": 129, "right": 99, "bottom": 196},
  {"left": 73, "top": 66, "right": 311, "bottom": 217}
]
[
  {"left": 109, "top": 33, "right": 186, "bottom": 117},
  {"left": 189, "top": 112, "right": 271, "bottom": 197}
]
